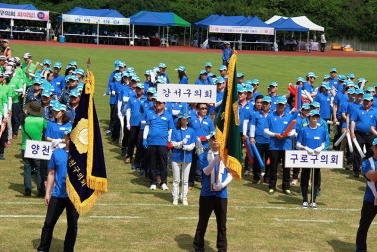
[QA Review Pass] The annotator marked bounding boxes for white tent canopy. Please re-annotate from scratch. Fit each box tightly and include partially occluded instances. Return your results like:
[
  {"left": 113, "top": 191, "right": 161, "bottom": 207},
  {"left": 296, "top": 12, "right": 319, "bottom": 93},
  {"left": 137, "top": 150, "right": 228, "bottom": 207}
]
[{"left": 265, "top": 15, "right": 324, "bottom": 31}]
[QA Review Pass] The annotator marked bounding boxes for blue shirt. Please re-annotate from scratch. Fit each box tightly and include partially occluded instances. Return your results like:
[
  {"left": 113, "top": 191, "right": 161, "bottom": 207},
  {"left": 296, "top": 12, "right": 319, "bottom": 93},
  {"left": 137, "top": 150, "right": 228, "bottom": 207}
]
[
  {"left": 48, "top": 148, "right": 68, "bottom": 198},
  {"left": 146, "top": 110, "right": 174, "bottom": 146},
  {"left": 189, "top": 113, "right": 215, "bottom": 149},
  {"left": 269, "top": 94, "right": 279, "bottom": 112},
  {"left": 195, "top": 79, "right": 210, "bottom": 85},
  {"left": 334, "top": 92, "right": 348, "bottom": 118},
  {"left": 297, "top": 125, "right": 326, "bottom": 149},
  {"left": 239, "top": 101, "right": 253, "bottom": 133},
  {"left": 143, "top": 81, "right": 154, "bottom": 96},
  {"left": 171, "top": 127, "right": 196, "bottom": 162},
  {"left": 126, "top": 95, "right": 147, "bottom": 126},
  {"left": 351, "top": 106, "right": 376, "bottom": 133},
  {"left": 158, "top": 73, "right": 170, "bottom": 83},
  {"left": 314, "top": 92, "right": 331, "bottom": 119},
  {"left": 219, "top": 43, "right": 233, "bottom": 61},
  {"left": 251, "top": 110, "right": 270, "bottom": 144},
  {"left": 362, "top": 157, "right": 377, "bottom": 203},
  {"left": 302, "top": 82, "right": 315, "bottom": 94},
  {"left": 329, "top": 78, "right": 339, "bottom": 90},
  {"left": 51, "top": 75, "right": 65, "bottom": 95},
  {"left": 252, "top": 91, "right": 262, "bottom": 102},
  {"left": 301, "top": 117, "right": 330, "bottom": 150},
  {"left": 179, "top": 76, "right": 189, "bottom": 84},
  {"left": 200, "top": 153, "right": 229, "bottom": 198},
  {"left": 46, "top": 121, "right": 72, "bottom": 139},
  {"left": 265, "top": 111, "right": 294, "bottom": 150}
]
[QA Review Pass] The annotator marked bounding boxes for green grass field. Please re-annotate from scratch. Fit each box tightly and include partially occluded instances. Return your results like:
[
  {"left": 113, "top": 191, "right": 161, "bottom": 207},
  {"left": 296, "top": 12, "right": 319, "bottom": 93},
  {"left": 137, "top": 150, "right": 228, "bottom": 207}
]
[{"left": 1, "top": 44, "right": 377, "bottom": 251}]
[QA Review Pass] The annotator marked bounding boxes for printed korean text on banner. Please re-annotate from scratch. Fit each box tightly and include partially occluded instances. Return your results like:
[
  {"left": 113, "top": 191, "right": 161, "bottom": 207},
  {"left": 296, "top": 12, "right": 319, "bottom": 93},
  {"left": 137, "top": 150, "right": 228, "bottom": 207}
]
[
  {"left": 24, "top": 140, "right": 65, "bottom": 160},
  {"left": 157, "top": 84, "right": 216, "bottom": 103},
  {"left": 66, "top": 62, "right": 108, "bottom": 215},
  {"left": 284, "top": 150, "right": 344, "bottom": 168},
  {"left": 0, "top": 8, "right": 49, "bottom": 21},
  {"left": 62, "top": 14, "right": 130, "bottom": 25},
  {"left": 209, "top": 25, "right": 274, "bottom": 35},
  {"left": 215, "top": 53, "right": 243, "bottom": 180}
]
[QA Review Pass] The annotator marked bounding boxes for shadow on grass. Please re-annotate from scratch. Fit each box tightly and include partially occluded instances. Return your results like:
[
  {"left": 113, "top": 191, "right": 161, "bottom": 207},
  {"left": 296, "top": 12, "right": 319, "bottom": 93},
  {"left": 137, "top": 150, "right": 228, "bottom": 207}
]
[
  {"left": 327, "top": 239, "right": 355, "bottom": 252},
  {"left": 174, "top": 234, "right": 216, "bottom": 252},
  {"left": 109, "top": 148, "right": 125, "bottom": 161},
  {"left": 8, "top": 182, "right": 24, "bottom": 195},
  {"left": 32, "top": 237, "right": 65, "bottom": 251}
]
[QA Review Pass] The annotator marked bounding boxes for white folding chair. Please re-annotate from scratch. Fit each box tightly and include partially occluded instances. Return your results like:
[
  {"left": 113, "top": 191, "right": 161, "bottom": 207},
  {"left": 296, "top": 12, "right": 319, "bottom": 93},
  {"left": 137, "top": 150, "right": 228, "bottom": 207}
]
[{"left": 160, "top": 38, "right": 167, "bottom": 48}]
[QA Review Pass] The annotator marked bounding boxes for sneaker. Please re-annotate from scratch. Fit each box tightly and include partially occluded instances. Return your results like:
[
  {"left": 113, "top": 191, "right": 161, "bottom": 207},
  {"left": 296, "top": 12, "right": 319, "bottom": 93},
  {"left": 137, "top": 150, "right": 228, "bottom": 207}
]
[
  {"left": 316, "top": 189, "right": 321, "bottom": 197},
  {"left": 173, "top": 199, "right": 178, "bottom": 205},
  {"left": 284, "top": 190, "right": 293, "bottom": 196},
  {"left": 268, "top": 189, "right": 275, "bottom": 195},
  {"left": 346, "top": 164, "right": 352, "bottom": 170},
  {"left": 105, "top": 130, "right": 112, "bottom": 135},
  {"left": 0, "top": 154, "right": 5, "bottom": 160},
  {"left": 37, "top": 191, "right": 45, "bottom": 198},
  {"left": 261, "top": 169, "right": 265, "bottom": 177},
  {"left": 150, "top": 184, "right": 156, "bottom": 190},
  {"left": 244, "top": 170, "right": 250, "bottom": 176},
  {"left": 264, "top": 178, "right": 269, "bottom": 184},
  {"left": 182, "top": 199, "right": 188, "bottom": 206},
  {"left": 125, "top": 157, "right": 131, "bottom": 164},
  {"left": 24, "top": 191, "right": 31, "bottom": 197},
  {"left": 309, "top": 202, "right": 318, "bottom": 209},
  {"left": 308, "top": 180, "right": 311, "bottom": 186},
  {"left": 12, "top": 135, "right": 17, "bottom": 139},
  {"left": 252, "top": 180, "right": 260, "bottom": 184},
  {"left": 354, "top": 171, "right": 360, "bottom": 178},
  {"left": 131, "top": 164, "right": 138, "bottom": 170},
  {"left": 121, "top": 149, "right": 126, "bottom": 157},
  {"left": 139, "top": 169, "right": 145, "bottom": 176},
  {"left": 302, "top": 202, "right": 308, "bottom": 208},
  {"left": 292, "top": 179, "right": 298, "bottom": 185},
  {"left": 144, "top": 175, "right": 150, "bottom": 182},
  {"left": 161, "top": 183, "right": 169, "bottom": 191}
]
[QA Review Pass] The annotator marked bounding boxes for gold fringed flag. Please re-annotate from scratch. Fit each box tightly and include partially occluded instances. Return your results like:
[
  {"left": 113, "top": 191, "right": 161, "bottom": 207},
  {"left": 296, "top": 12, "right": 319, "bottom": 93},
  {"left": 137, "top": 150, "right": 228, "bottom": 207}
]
[
  {"left": 215, "top": 53, "right": 243, "bottom": 180},
  {"left": 66, "top": 59, "right": 108, "bottom": 215}
]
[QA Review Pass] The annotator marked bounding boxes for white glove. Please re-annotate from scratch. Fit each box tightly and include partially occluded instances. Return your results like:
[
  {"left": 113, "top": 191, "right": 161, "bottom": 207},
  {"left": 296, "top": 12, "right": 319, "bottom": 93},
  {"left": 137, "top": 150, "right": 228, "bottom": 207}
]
[
  {"left": 118, "top": 112, "right": 122, "bottom": 119},
  {"left": 103, "top": 93, "right": 107, "bottom": 96},
  {"left": 182, "top": 138, "right": 188, "bottom": 144},
  {"left": 111, "top": 91, "right": 116, "bottom": 96},
  {"left": 182, "top": 145, "right": 189, "bottom": 150},
  {"left": 314, "top": 147, "right": 323, "bottom": 154},
  {"left": 127, "top": 123, "right": 131, "bottom": 131},
  {"left": 51, "top": 139, "right": 62, "bottom": 148},
  {"left": 212, "top": 183, "right": 224, "bottom": 191},
  {"left": 304, "top": 146, "right": 314, "bottom": 155}
]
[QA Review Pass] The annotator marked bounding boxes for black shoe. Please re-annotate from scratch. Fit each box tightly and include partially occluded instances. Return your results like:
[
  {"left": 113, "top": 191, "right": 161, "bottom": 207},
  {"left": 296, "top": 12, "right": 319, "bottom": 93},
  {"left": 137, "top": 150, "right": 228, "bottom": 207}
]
[
  {"left": 195, "top": 177, "right": 202, "bottom": 183},
  {"left": 354, "top": 171, "right": 360, "bottom": 178},
  {"left": 121, "top": 149, "right": 126, "bottom": 157},
  {"left": 264, "top": 179, "right": 269, "bottom": 184},
  {"left": 0, "top": 154, "right": 4, "bottom": 160},
  {"left": 24, "top": 191, "right": 31, "bottom": 197},
  {"left": 37, "top": 191, "right": 45, "bottom": 198},
  {"left": 31, "top": 168, "right": 36, "bottom": 175},
  {"left": 252, "top": 180, "right": 260, "bottom": 184}
]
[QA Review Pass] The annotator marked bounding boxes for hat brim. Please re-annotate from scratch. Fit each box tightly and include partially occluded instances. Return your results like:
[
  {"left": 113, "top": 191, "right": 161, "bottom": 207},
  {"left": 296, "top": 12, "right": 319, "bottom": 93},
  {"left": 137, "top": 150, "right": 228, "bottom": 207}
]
[{"left": 25, "top": 103, "right": 44, "bottom": 116}]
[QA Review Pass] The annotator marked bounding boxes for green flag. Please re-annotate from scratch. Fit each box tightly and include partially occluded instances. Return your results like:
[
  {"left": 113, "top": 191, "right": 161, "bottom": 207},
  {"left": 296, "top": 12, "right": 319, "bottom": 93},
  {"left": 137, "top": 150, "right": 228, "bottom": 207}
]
[{"left": 215, "top": 54, "right": 242, "bottom": 180}]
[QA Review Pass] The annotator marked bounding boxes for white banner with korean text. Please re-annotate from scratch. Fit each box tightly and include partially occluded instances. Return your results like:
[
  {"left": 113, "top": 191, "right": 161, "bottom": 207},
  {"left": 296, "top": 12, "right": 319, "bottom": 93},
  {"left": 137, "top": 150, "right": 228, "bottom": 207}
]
[
  {"left": 62, "top": 14, "right": 130, "bottom": 25},
  {"left": 24, "top": 140, "right": 65, "bottom": 160},
  {"left": 0, "top": 8, "right": 49, "bottom": 21},
  {"left": 157, "top": 84, "right": 217, "bottom": 103},
  {"left": 284, "top": 150, "right": 344, "bottom": 168},
  {"left": 209, "top": 25, "right": 274, "bottom": 35}
]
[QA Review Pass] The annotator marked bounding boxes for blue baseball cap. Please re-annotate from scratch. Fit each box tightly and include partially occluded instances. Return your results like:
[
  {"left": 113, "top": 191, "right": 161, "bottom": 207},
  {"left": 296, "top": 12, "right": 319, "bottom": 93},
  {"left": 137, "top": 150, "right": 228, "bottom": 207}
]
[
  {"left": 364, "top": 93, "right": 373, "bottom": 101},
  {"left": 208, "top": 72, "right": 216, "bottom": 78},
  {"left": 42, "top": 59, "right": 51, "bottom": 65},
  {"left": 262, "top": 96, "right": 272, "bottom": 103},
  {"left": 323, "top": 74, "right": 330, "bottom": 80},
  {"left": 114, "top": 73, "right": 122, "bottom": 82},
  {"left": 76, "top": 68, "right": 85, "bottom": 76},
  {"left": 77, "top": 82, "right": 84, "bottom": 92},
  {"left": 50, "top": 100, "right": 59, "bottom": 108},
  {"left": 309, "top": 110, "right": 320, "bottom": 116},
  {"left": 216, "top": 77, "right": 224, "bottom": 84},
  {"left": 373, "top": 138, "right": 377, "bottom": 146},
  {"left": 321, "top": 82, "right": 330, "bottom": 90},
  {"left": 277, "top": 96, "right": 287, "bottom": 104},
  {"left": 66, "top": 64, "right": 73, "bottom": 70},
  {"left": 175, "top": 66, "right": 186, "bottom": 72},
  {"left": 144, "top": 70, "right": 151, "bottom": 76},
  {"left": 122, "top": 71, "right": 131, "bottom": 78},
  {"left": 68, "top": 75, "right": 78, "bottom": 81},
  {"left": 152, "top": 93, "right": 158, "bottom": 100},
  {"left": 269, "top": 81, "right": 278, "bottom": 87},
  {"left": 244, "top": 80, "right": 252, "bottom": 85},
  {"left": 347, "top": 88, "right": 356, "bottom": 95},
  {"left": 41, "top": 89, "right": 52, "bottom": 97},
  {"left": 348, "top": 73, "right": 355, "bottom": 79},
  {"left": 147, "top": 87, "right": 156, "bottom": 94},
  {"left": 306, "top": 72, "right": 318, "bottom": 78},
  {"left": 236, "top": 72, "right": 244, "bottom": 78},
  {"left": 356, "top": 88, "right": 365, "bottom": 95},
  {"left": 114, "top": 60, "right": 121, "bottom": 67},
  {"left": 338, "top": 74, "right": 347, "bottom": 81},
  {"left": 219, "top": 65, "right": 227, "bottom": 71},
  {"left": 246, "top": 84, "right": 254, "bottom": 92},
  {"left": 237, "top": 84, "right": 246, "bottom": 93},
  {"left": 127, "top": 67, "right": 135, "bottom": 72},
  {"left": 296, "top": 77, "right": 305, "bottom": 83},
  {"left": 158, "top": 63, "right": 167, "bottom": 68},
  {"left": 136, "top": 83, "right": 144, "bottom": 89},
  {"left": 358, "top": 78, "right": 367, "bottom": 84},
  {"left": 199, "top": 70, "right": 207, "bottom": 75},
  {"left": 301, "top": 103, "right": 311, "bottom": 110},
  {"left": 330, "top": 68, "right": 337, "bottom": 73},
  {"left": 33, "top": 77, "right": 42, "bottom": 85},
  {"left": 178, "top": 112, "right": 190, "bottom": 119},
  {"left": 69, "top": 88, "right": 80, "bottom": 97},
  {"left": 155, "top": 77, "right": 166, "bottom": 84},
  {"left": 366, "top": 87, "right": 374, "bottom": 92},
  {"left": 310, "top": 101, "right": 320, "bottom": 108},
  {"left": 251, "top": 79, "right": 259, "bottom": 85},
  {"left": 118, "top": 61, "right": 126, "bottom": 68},
  {"left": 69, "top": 61, "right": 77, "bottom": 67},
  {"left": 205, "top": 62, "right": 212, "bottom": 67},
  {"left": 54, "top": 62, "right": 62, "bottom": 69},
  {"left": 224, "top": 41, "right": 230, "bottom": 45}
]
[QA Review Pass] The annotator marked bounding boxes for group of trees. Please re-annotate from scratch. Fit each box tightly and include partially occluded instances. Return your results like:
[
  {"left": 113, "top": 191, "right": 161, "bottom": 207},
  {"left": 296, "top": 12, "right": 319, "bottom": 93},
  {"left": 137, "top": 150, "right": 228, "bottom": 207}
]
[{"left": 5, "top": 0, "right": 377, "bottom": 41}]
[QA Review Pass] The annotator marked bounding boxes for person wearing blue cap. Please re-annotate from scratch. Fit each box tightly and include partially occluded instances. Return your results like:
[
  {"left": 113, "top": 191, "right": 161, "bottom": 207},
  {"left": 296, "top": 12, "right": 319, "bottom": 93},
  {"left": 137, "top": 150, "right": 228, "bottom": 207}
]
[
  {"left": 25, "top": 77, "right": 42, "bottom": 104},
  {"left": 171, "top": 112, "right": 196, "bottom": 205},
  {"left": 143, "top": 97, "right": 174, "bottom": 191},
  {"left": 142, "top": 70, "right": 154, "bottom": 93},
  {"left": 351, "top": 93, "right": 376, "bottom": 178},
  {"left": 125, "top": 83, "right": 147, "bottom": 165},
  {"left": 236, "top": 73, "right": 244, "bottom": 85},
  {"left": 314, "top": 82, "right": 331, "bottom": 133},
  {"left": 58, "top": 75, "right": 78, "bottom": 105},
  {"left": 219, "top": 41, "right": 233, "bottom": 67},
  {"left": 218, "top": 65, "right": 228, "bottom": 84},
  {"left": 41, "top": 89, "right": 54, "bottom": 123},
  {"left": 209, "top": 77, "right": 225, "bottom": 116},
  {"left": 51, "top": 62, "right": 65, "bottom": 96},
  {"left": 158, "top": 63, "right": 170, "bottom": 83},
  {"left": 249, "top": 95, "right": 272, "bottom": 182},
  {"left": 268, "top": 81, "right": 279, "bottom": 111},
  {"left": 65, "top": 88, "right": 81, "bottom": 124},
  {"left": 46, "top": 102, "right": 71, "bottom": 154},
  {"left": 175, "top": 66, "right": 188, "bottom": 84},
  {"left": 245, "top": 84, "right": 254, "bottom": 104},
  {"left": 332, "top": 78, "right": 350, "bottom": 150},
  {"left": 195, "top": 70, "right": 210, "bottom": 85},
  {"left": 296, "top": 110, "right": 326, "bottom": 209},
  {"left": 264, "top": 96, "right": 295, "bottom": 196},
  {"left": 329, "top": 68, "right": 338, "bottom": 89},
  {"left": 251, "top": 79, "right": 262, "bottom": 102},
  {"left": 356, "top": 137, "right": 377, "bottom": 251},
  {"left": 303, "top": 72, "right": 318, "bottom": 99}
]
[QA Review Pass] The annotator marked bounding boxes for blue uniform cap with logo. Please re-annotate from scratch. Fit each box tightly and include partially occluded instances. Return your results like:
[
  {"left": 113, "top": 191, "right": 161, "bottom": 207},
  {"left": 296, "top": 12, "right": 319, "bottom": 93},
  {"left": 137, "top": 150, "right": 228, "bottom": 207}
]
[
  {"left": 244, "top": 80, "right": 252, "bottom": 85},
  {"left": 147, "top": 87, "right": 156, "bottom": 94},
  {"left": 178, "top": 112, "right": 190, "bottom": 119},
  {"left": 155, "top": 77, "right": 166, "bottom": 84},
  {"left": 356, "top": 88, "right": 365, "bottom": 95},
  {"left": 358, "top": 77, "right": 367, "bottom": 84},
  {"left": 76, "top": 68, "right": 85, "bottom": 76},
  {"left": 152, "top": 93, "right": 158, "bottom": 100},
  {"left": 66, "top": 64, "right": 73, "bottom": 70},
  {"left": 50, "top": 100, "right": 59, "bottom": 108},
  {"left": 224, "top": 41, "right": 230, "bottom": 45},
  {"left": 205, "top": 62, "right": 212, "bottom": 67},
  {"left": 69, "top": 88, "right": 80, "bottom": 97},
  {"left": 246, "top": 84, "right": 254, "bottom": 92},
  {"left": 54, "top": 62, "right": 62, "bottom": 69},
  {"left": 321, "top": 82, "right": 330, "bottom": 90},
  {"left": 114, "top": 73, "right": 122, "bottom": 82},
  {"left": 330, "top": 68, "right": 337, "bottom": 73},
  {"left": 301, "top": 103, "right": 311, "bottom": 110},
  {"left": 114, "top": 60, "right": 121, "bottom": 66},
  {"left": 323, "top": 74, "right": 330, "bottom": 80},
  {"left": 262, "top": 96, "right": 272, "bottom": 103},
  {"left": 236, "top": 72, "right": 244, "bottom": 78},
  {"left": 131, "top": 75, "right": 139, "bottom": 81},
  {"left": 277, "top": 96, "right": 287, "bottom": 104},
  {"left": 348, "top": 73, "right": 355, "bottom": 79},
  {"left": 364, "top": 93, "right": 373, "bottom": 100},
  {"left": 310, "top": 101, "right": 320, "bottom": 108},
  {"left": 144, "top": 70, "right": 151, "bottom": 76},
  {"left": 296, "top": 77, "right": 305, "bottom": 82},
  {"left": 118, "top": 62, "right": 126, "bottom": 68},
  {"left": 33, "top": 77, "right": 42, "bottom": 85},
  {"left": 251, "top": 79, "right": 259, "bottom": 85},
  {"left": 43, "top": 59, "right": 51, "bottom": 65},
  {"left": 136, "top": 83, "right": 144, "bottom": 89},
  {"left": 69, "top": 61, "right": 77, "bottom": 67},
  {"left": 127, "top": 67, "right": 134, "bottom": 72},
  {"left": 68, "top": 75, "right": 78, "bottom": 81},
  {"left": 208, "top": 72, "right": 216, "bottom": 77},
  {"left": 219, "top": 65, "right": 227, "bottom": 71},
  {"left": 269, "top": 81, "right": 278, "bottom": 87},
  {"left": 158, "top": 63, "right": 167, "bottom": 68},
  {"left": 348, "top": 88, "right": 356, "bottom": 95},
  {"left": 216, "top": 77, "right": 224, "bottom": 84},
  {"left": 306, "top": 72, "right": 318, "bottom": 78},
  {"left": 199, "top": 70, "right": 207, "bottom": 75},
  {"left": 175, "top": 66, "right": 186, "bottom": 72},
  {"left": 41, "top": 89, "right": 52, "bottom": 97},
  {"left": 366, "top": 87, "right": 374, "bottom": 92},
  {"left": 338, "top": 74, "right": 347, "bottom": 81},
  {"left": 309, "top": 110, "right": 320, "bottom": 117},
  {"left": 237, "top": 84, "right": 246, "bottom": 93}
]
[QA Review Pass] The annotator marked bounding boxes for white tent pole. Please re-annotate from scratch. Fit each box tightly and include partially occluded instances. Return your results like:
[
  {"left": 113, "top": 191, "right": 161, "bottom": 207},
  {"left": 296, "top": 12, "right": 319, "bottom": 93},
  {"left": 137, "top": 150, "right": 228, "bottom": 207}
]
[
  {"left": 46, "top": 20, "right": 49, "bottom": 41},
  {"left": 10, "top": 19, "right": 13, "bottom": 39},
  {"left": 240, "top": 33, "right": 242, "bottom": 50},
  {"left": 274, "top": 30, "right": 276, "bottom": 52},
  {"left": 299, "top": 33, "right": 301, "bottom": 51},
  {"left": 206, "top": 28, "right": 208, "bottom": 40},
  {"left": 167, "top": 26, "right": 169, "bottom": 45},
  {"left": 132, "top": 24, "right": 135, "bottom": 46},
  {"left": 97, "top": 24, "right": 99, "bottom": 45},
  {"left": 189, "top": 26, "right": 191, "bottom": 47}
]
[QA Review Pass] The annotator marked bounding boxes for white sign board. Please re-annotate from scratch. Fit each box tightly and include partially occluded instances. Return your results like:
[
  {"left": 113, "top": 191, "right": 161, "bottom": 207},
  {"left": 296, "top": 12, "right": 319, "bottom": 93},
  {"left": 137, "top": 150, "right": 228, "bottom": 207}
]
[
  {"left": 24, "top": 140, "right": 65, "bottom": 160},
  {"left": 0, "top": 8, "right": 49, "bottom": 21},
  {"left": 284, "top": 150, "right": 344, "bottom": 168},
  {"left": 157, "top": 84, "right": 217, "bottom": 103},
  {"left": 62, "top": 14, "right": 130, "bottom": 25},
  {"left": 209, "top": 25, "right": 274, "bottom": 35}
]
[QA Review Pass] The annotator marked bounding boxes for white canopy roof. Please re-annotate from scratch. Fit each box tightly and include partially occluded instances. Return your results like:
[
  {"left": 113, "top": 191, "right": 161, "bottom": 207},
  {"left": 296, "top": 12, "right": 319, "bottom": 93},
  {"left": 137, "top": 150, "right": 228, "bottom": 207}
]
[{"left": 265, "top": 15, "right": 324, "bottom": 31}]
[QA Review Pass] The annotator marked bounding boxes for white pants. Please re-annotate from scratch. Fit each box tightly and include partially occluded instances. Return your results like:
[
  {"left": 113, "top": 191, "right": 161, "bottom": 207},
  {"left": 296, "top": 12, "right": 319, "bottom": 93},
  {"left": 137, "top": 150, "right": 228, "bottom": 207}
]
[{"left": 171, "top": 161, "right": 191, "bottom": 200}]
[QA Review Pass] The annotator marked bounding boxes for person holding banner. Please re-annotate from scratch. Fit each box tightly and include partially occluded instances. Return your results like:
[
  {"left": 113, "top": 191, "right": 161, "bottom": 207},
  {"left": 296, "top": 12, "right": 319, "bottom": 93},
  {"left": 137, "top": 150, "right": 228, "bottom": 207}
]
[
  {"left": 350, "top": 93, "right": 376, "bottom": 178},
  {"left": 193, "top": 135, "right": 232, "bottom": 252},
  {"left": 264, "top": 96, "right": 296, "bottom": 196},
  {"left": 219, "top": 41, "right": 233, "bottom": 67},
  {"left": 37, "top": 130, "right": 79, "bottom": 252},
  {"left": 22, "top": 101, "right": 47, "bottom": 197},
  {"left": 356, "top": 138, "right": 377, "bottom": 252},
  {"left": 296, "top": 110, "right": 327, "bottom": 208}
]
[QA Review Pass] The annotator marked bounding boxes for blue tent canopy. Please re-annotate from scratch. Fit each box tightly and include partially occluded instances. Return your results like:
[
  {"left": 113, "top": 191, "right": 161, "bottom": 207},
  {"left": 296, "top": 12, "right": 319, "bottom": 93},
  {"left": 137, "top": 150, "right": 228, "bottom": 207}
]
[
  {"left": 237, "top": 16, "right": 273, "bottom": 28},
  {"left": 0, "top": 3, "right": 37, "bottom": 10},
  {"left": 65, "top": 7, "right": 125, "bottom": 18},
  {"left": 226, "top": 15, "right": 246, "bottom": 24},
  {"left": 194, "top": 15, "right": 239, "bottom": 28},
  {"left": 269, "top": 17, "right": 309, "bottom": 32},
  {"left": 130, "top": 11, "right": 168, "bottom": 26}
]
